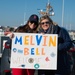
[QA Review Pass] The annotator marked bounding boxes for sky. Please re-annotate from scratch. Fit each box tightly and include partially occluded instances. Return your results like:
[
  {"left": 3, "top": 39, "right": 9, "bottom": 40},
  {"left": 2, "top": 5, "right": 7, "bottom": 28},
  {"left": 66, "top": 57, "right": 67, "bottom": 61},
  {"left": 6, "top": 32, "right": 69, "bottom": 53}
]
[{"left": 0, "top": 0, "right": 75, "bottom": 30}]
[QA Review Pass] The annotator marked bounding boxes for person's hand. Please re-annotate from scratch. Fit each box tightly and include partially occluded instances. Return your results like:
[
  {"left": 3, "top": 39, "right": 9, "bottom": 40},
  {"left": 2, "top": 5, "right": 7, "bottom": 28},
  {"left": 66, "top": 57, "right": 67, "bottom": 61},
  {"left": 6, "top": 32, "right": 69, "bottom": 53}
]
[{"left": 7, "top": 33, "right": 14, "bottom": 39}]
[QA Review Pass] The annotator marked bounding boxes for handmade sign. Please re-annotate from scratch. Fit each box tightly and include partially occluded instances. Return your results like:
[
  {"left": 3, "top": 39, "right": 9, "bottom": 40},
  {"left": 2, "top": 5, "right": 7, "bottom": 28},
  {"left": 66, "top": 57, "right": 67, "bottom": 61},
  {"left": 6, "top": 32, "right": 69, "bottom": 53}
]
[{"left": 10, "top": 33, "right": 58, "bottom": 70}]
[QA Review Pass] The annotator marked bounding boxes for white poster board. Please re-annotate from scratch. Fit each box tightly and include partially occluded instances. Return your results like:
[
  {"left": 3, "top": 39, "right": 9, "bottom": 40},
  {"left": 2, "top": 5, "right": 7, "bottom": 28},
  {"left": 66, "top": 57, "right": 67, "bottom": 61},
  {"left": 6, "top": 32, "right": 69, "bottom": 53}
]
[{"left": 10, "top": 33, "right": 58, "bottom": 70}]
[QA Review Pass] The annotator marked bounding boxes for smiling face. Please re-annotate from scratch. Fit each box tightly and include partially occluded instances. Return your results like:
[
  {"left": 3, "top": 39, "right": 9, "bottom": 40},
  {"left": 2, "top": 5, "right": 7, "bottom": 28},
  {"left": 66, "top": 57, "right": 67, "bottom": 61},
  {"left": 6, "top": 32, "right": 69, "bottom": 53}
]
[
  {"left": 40, "top": 15, "right": 53, "bottom": 31},
  {"left": 40, "top": 19, "right": 50, "bottom": 31},
  {"left": 28, "top": 21, "right": 37, "bottom": 30}
]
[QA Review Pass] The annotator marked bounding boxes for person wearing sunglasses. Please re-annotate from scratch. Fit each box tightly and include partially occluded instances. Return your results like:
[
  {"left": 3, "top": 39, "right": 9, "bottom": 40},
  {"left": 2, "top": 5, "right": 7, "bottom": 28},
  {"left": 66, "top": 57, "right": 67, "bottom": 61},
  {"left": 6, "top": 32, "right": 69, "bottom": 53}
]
[
  {"left": 14, "top": 14, "right": 39, "bottom": 33},
  {"left": 38, "top": 15, "right": 72, "bottom": 75},
  {"left": 5, "top": 14, "right": 39, "bottom": 75}
]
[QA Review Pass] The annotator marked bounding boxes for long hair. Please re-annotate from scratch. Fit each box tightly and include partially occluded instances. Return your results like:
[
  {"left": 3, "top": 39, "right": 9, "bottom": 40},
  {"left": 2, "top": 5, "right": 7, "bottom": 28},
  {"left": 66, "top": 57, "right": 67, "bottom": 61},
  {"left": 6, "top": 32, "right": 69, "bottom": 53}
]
[
  {"left": 15, "top": 20, "right": 38, "bottom": 33},
  {"left": 38, "top": 15, "right": 53, "bottom": 31},
  {"left": 39, "top": 15, "right": 53, "bottom": 25},
  {"left": 14, "top": 26, "right": 25, "bottom": 32}
]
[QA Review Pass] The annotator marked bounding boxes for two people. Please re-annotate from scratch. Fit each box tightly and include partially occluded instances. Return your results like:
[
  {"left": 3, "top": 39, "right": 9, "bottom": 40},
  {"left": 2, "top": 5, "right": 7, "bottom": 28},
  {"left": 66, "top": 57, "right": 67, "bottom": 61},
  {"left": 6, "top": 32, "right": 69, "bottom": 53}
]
[{"left": 7, "top": 14, "right": 72, "bottom": 75}]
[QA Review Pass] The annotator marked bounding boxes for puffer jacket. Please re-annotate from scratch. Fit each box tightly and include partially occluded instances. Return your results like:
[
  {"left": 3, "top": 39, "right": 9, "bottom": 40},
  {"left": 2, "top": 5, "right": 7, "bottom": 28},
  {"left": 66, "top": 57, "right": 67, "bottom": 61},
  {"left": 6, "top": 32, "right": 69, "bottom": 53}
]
[{"left": 56, "top": 26, "right": 72, "bottom": 74}]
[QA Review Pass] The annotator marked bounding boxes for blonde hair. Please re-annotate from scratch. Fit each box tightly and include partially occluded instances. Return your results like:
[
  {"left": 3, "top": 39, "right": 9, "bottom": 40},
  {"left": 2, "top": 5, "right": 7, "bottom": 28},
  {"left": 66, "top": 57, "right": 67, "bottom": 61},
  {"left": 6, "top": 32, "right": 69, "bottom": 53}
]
[{"left": 39, "top": 15, "right": 53, "bottom": 25}]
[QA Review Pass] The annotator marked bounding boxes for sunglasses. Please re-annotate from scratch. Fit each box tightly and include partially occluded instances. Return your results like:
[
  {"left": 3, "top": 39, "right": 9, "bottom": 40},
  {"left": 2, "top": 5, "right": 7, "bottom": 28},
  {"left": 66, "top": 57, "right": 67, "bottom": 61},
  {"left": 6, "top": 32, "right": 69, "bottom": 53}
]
[
  {"left": 30, "top": 21, "right": 38, "bottom": 25},
  {"left": 40, "top": 21, "right": 50, "bottom": 25}
]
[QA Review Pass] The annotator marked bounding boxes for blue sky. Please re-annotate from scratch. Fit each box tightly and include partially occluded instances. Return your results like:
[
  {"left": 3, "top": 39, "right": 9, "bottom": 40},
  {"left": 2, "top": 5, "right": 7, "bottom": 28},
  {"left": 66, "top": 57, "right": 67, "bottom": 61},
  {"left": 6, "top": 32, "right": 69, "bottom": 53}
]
[{"left": 0, "top": 0, "right": 75, "bottom": 30}]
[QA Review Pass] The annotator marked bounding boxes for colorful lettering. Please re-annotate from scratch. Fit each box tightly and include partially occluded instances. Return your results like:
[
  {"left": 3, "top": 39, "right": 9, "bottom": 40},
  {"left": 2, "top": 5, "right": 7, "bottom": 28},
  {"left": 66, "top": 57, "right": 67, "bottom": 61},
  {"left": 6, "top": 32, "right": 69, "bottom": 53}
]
[{"left": 15, "top": 36, "right": 22, "bottom": 45}]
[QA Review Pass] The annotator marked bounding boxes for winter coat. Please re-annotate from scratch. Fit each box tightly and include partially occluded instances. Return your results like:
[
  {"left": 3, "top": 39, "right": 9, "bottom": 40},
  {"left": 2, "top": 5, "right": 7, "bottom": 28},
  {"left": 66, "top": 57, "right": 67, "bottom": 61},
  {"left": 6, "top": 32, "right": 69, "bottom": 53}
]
[
  {"left": 38, "top": 25, "right": 72, "bottom": 75},
  {"left": 1, "top": 40, "right": 11, "bottom": 73}
]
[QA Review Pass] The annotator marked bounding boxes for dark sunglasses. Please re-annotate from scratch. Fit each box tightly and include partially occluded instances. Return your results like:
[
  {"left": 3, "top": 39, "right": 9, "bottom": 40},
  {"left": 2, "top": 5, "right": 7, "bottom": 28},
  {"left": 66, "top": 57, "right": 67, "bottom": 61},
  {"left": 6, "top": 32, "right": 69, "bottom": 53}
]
[
  {"left": 30, "top": 21, "right": 38, "bottom": 25},
  {"left": 40, "top": 21, "right": 50, "bottom": 25}
]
